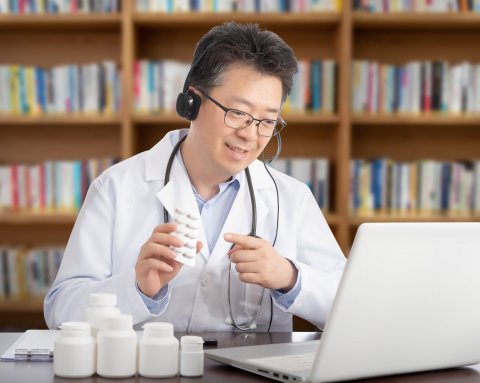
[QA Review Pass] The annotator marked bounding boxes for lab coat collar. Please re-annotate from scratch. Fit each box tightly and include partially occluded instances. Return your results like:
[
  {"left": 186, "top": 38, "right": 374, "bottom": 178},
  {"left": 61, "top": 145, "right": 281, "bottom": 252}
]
[{"left": 145, "top": 129, "right": 185, "bottom": 182}]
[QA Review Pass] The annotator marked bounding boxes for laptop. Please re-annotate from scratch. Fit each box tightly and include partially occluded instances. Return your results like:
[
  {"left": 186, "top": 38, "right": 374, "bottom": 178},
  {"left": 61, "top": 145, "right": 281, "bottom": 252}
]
[{"left": 205, "top": 222, "right": 480, "bottom": 382}]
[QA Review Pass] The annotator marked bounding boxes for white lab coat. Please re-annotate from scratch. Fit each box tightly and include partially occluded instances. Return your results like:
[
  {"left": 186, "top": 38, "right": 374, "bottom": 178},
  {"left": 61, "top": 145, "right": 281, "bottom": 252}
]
[{"left": 44, "top": 129, "right": 346, "bottom": 332}]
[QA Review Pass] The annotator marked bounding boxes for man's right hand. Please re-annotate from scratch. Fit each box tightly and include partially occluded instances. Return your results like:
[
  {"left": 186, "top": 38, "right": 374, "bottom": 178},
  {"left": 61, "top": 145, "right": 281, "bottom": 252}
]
[{"left": 135, "top": 222, "right": 202, "bottom": 298}]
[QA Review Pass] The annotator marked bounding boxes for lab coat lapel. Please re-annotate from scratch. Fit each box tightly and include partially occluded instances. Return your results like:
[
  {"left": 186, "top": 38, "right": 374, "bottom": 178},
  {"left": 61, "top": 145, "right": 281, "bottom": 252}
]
[
  {"left": 155, "top": 162, "right": 195, "bottom": 223},
  {"left": 148, "top": 131, "right": 208, "bottom": 260}
]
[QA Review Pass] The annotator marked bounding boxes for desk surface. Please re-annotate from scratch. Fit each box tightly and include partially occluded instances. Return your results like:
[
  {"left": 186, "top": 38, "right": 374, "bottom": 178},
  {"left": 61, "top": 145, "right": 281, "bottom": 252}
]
[{"left": 1, "top": 331, "right": 480, "bottom": 383}]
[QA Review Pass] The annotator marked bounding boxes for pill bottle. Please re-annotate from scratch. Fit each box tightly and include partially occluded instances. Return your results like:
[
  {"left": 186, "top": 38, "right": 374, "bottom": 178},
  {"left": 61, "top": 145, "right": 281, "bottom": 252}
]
[
  {"left": 180, "top": 335, "right": 204, "bottom": 377},
  {"left": 85, "top": 293, "right": 120, "bottom": 338},
  {"left": 97, "top": 314, "right": 137, "bottom": 378},
  {"left": 54, "top": 321, "right": 96, "bottom": 378},
  {"left": 139, "top": 322, "right": 179, "bottom": 377}
]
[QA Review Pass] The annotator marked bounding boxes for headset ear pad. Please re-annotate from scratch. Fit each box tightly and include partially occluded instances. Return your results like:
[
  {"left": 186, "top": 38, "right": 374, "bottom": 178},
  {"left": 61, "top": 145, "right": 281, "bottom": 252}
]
[{"left": 176, "top": 90, "right": 202, "bottom": 121}]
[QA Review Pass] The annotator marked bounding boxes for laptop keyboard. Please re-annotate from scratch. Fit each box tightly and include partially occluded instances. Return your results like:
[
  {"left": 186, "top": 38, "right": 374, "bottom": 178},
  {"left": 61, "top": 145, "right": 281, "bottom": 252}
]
[{"left": 246, "top": 352, "right": 315, "bottom": 373}]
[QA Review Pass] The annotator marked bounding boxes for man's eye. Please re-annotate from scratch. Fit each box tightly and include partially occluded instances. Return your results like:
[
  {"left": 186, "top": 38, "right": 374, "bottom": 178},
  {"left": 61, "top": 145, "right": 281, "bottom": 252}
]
[{"left": 262, "top": 120, "right": 276, "bottom": 127}]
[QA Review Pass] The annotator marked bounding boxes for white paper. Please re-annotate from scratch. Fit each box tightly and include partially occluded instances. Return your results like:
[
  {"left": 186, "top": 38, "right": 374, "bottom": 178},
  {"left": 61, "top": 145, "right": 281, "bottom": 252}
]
[{"left": 1, "top": 330, "right": 59, "bottom": 362}]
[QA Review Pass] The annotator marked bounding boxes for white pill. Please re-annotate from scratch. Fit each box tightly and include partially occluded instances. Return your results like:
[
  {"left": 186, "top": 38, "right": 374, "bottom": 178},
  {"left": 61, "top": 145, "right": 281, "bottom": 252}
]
[
  {"left": 175, "top": 225, "right": 188, "bottom": 235},
  {"left": 183, "top": 248, "right": 196, "bottom": 259},
  {"left": 187, "top": 213, "right": 199, "bottom": 220},
  {"left": 175, "top": 215, "right": 188, "bottom": 225},
  {"left": 175, "top": 206, "right": 188, "bottom": 216},
  {"left": 171, "top": 247, "right": 183, "bottom": 255},
  {"left": 185, "top": 231, "right": 196, "bottom": 239},
  {"left": 186, "top": 221, "right": 199, "bottom": 230}
]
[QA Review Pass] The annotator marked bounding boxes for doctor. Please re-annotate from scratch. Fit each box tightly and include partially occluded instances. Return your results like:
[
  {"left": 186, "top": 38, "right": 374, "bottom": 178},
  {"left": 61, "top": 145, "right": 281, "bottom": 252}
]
[{"left": 44, "top": 22, "right": 346, "bottom": 332}]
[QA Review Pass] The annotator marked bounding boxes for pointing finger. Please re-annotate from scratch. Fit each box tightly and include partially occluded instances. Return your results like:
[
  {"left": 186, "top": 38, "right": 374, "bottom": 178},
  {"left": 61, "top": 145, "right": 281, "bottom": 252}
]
[{"left": 224, "top": 233, "right": 261, "bottom": 249}]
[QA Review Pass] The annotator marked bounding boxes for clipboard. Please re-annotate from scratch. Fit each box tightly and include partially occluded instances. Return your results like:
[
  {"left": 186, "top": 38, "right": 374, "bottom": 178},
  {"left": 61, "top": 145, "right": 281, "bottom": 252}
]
[{"left": 1, "top": 330, "right": 59, "bottom": 362}]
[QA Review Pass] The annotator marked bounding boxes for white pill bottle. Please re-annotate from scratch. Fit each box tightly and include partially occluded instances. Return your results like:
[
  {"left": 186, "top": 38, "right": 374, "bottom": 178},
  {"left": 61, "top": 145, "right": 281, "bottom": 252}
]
[
  {"left": 54, "top": 321, "right": 96, "bottom": 378},
  {"left": 139, "top": 322, "right": 179, "bottom": 377},
  {"left": 96, "top": 314, "right": 137, "bottom": 378},
  {"left": 180, "top": 335, "right": 204, "bottom": 377},
  {"left": 85, "top": 293, "right": 120, "bottom": 338}
]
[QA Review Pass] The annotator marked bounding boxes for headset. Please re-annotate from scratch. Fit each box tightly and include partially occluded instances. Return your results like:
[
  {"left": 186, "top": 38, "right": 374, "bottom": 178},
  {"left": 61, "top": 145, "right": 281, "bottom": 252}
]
[
  {"left": 175, "top": 40, "right": 211, "bottom": 121},
  {"left": 171, "top": 40, "right": 284, "bottom": 331}
]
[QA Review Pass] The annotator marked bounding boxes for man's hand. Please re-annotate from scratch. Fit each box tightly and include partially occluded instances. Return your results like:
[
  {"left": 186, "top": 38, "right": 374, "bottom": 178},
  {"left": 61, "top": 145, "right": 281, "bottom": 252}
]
[
  {"left": 135, "top": 222, "right": 202, "bottom": 298},
  {"left": 224, "top": 233, "right": 297, "bottom": 291}
]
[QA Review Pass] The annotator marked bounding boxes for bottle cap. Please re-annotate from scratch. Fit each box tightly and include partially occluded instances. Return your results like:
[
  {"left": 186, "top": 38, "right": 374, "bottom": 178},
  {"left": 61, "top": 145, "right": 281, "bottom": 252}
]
[
  {"left": 103, "top": 314, "right": 132, "bottom": 331},
  {"left": 59, "top": 322, "right": 91, "bottom": 337},
  {"left": 181, "top": 336, "right": 204, "bottom": 352},
  {"left": 88, "top": 293, "right": 117, "bottom": 307},
  {"left": 60, "top": 322, "right": 90, "bottom": 331},
  {"left": 143, "top": 322, "right": 174, "bottom": 338}
]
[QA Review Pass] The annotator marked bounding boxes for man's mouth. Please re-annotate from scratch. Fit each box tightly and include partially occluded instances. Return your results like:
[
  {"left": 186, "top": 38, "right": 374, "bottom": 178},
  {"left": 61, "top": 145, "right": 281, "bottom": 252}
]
[{"left": 226, "top": 143, "right": 248, "bottom": 154}]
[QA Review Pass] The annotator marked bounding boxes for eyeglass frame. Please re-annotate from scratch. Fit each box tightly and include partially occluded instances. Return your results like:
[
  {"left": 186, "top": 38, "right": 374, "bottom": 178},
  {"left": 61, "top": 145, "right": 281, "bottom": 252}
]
[{"left": 198, "top": 89, "right": 287, "bottom": 137}]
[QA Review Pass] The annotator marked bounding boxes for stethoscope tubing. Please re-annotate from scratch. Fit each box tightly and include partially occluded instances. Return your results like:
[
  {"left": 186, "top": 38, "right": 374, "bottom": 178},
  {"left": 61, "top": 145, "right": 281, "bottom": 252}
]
[{"left": 163, "top": 133, "right": 265, "bottom": 331}]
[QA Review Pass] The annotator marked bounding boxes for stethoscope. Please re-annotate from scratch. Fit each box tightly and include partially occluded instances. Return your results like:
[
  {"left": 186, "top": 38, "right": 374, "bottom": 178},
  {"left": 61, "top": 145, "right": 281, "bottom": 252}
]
[{"left": 163, "top": 133, "right": 280, "bottom": 331}]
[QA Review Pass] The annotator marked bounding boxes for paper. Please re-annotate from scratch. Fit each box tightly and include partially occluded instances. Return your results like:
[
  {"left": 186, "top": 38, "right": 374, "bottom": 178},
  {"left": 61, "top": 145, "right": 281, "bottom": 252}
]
[{"left": 1, "top": 330, "right": 59, "bottom": 362}]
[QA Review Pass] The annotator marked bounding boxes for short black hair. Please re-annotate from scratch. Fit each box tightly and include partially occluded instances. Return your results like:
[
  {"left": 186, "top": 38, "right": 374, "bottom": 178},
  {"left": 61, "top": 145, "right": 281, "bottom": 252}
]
[{"left": 187, "top": 22, "right": 298, "bottom": 103}]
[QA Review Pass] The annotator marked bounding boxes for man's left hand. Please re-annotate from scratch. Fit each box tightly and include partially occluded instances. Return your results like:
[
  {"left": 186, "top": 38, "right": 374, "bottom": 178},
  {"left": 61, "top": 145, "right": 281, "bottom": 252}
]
[{"left": 224, "top": 232, "right": 297, "bottom": 291}]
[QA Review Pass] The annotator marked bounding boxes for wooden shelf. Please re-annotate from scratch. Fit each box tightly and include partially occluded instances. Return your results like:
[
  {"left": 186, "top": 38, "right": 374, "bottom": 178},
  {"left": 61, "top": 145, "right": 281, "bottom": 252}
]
[
  {"left": 353, "top": 12, "right": 480, "bottom": 30},
  {"left": 352, "top": 114, "right": 480, "bottom": 126},
  {"left": 0, "top": 212, "right": 77, "bottom": 224},
  {"left": 133, "top": 113, "right": 190, "bottom": 124},
  {"left": 324, "top": 213, "right": 340, "bottom": 225},
  {"left": 350, "top": 212, "right": 480, "bottom": 225},
  {"left": 0, "top": 298, "right": 44, "bottom": 312},
  {"left": 134, "top": 12, "right": 341, "bottom": 29},
  {"left": 0, "top": 115, "right": 122, "bottom": 125},
  {"left": 133, "top": 112, "right": 340, "bottom": 125},
  {"left": 0, "top": 13, "right": 121, "bottom": 30},
  {"left": 283, "top": 112, "right": 340, "bottom": 125}
]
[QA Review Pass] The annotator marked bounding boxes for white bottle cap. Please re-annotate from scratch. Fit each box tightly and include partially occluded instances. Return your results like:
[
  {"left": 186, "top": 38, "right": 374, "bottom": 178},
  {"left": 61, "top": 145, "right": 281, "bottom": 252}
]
[
  {"left": 143, "top": 322, "right": 174, "bottom": 338},
  {"left": 181, "top": 336, "right": 204, "bottom": 352},
  {"left": 60, "top": 322, "right": 90, "bottom": 331},
  {"left": 88, "top": 293, "right": 117, "bottom": 307},
  {"left": 103, "top": 314, "right": 132, "bottom": 331},
  {"left": 60, "top": 322, "right": 91, "bottom": 337}
]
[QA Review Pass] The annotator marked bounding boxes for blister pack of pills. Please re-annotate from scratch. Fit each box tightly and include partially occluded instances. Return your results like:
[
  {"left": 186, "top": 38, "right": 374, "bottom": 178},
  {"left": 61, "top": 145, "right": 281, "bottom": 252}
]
[{"left": 170, "top": 206, "right": 199, "bottom": 267}]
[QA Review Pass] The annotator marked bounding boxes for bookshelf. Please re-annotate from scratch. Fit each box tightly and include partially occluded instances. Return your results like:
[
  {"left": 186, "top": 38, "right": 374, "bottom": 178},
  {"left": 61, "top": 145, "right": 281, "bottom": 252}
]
[{"left": 1, "top": 3, "right": 480, "bottom": 330}]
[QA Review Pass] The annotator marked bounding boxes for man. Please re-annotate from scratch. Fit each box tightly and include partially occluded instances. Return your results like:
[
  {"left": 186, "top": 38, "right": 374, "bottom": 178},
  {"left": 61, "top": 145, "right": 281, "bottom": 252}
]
[{"left": 44, "top": 22, "right": 346, "bottom": 332}]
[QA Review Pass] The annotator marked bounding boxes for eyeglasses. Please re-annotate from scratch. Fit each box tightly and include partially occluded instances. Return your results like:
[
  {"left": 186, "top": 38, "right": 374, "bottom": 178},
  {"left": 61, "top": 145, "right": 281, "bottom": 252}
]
[{"left": 199, "top": 90, "right": 286, "bottom": 137}]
